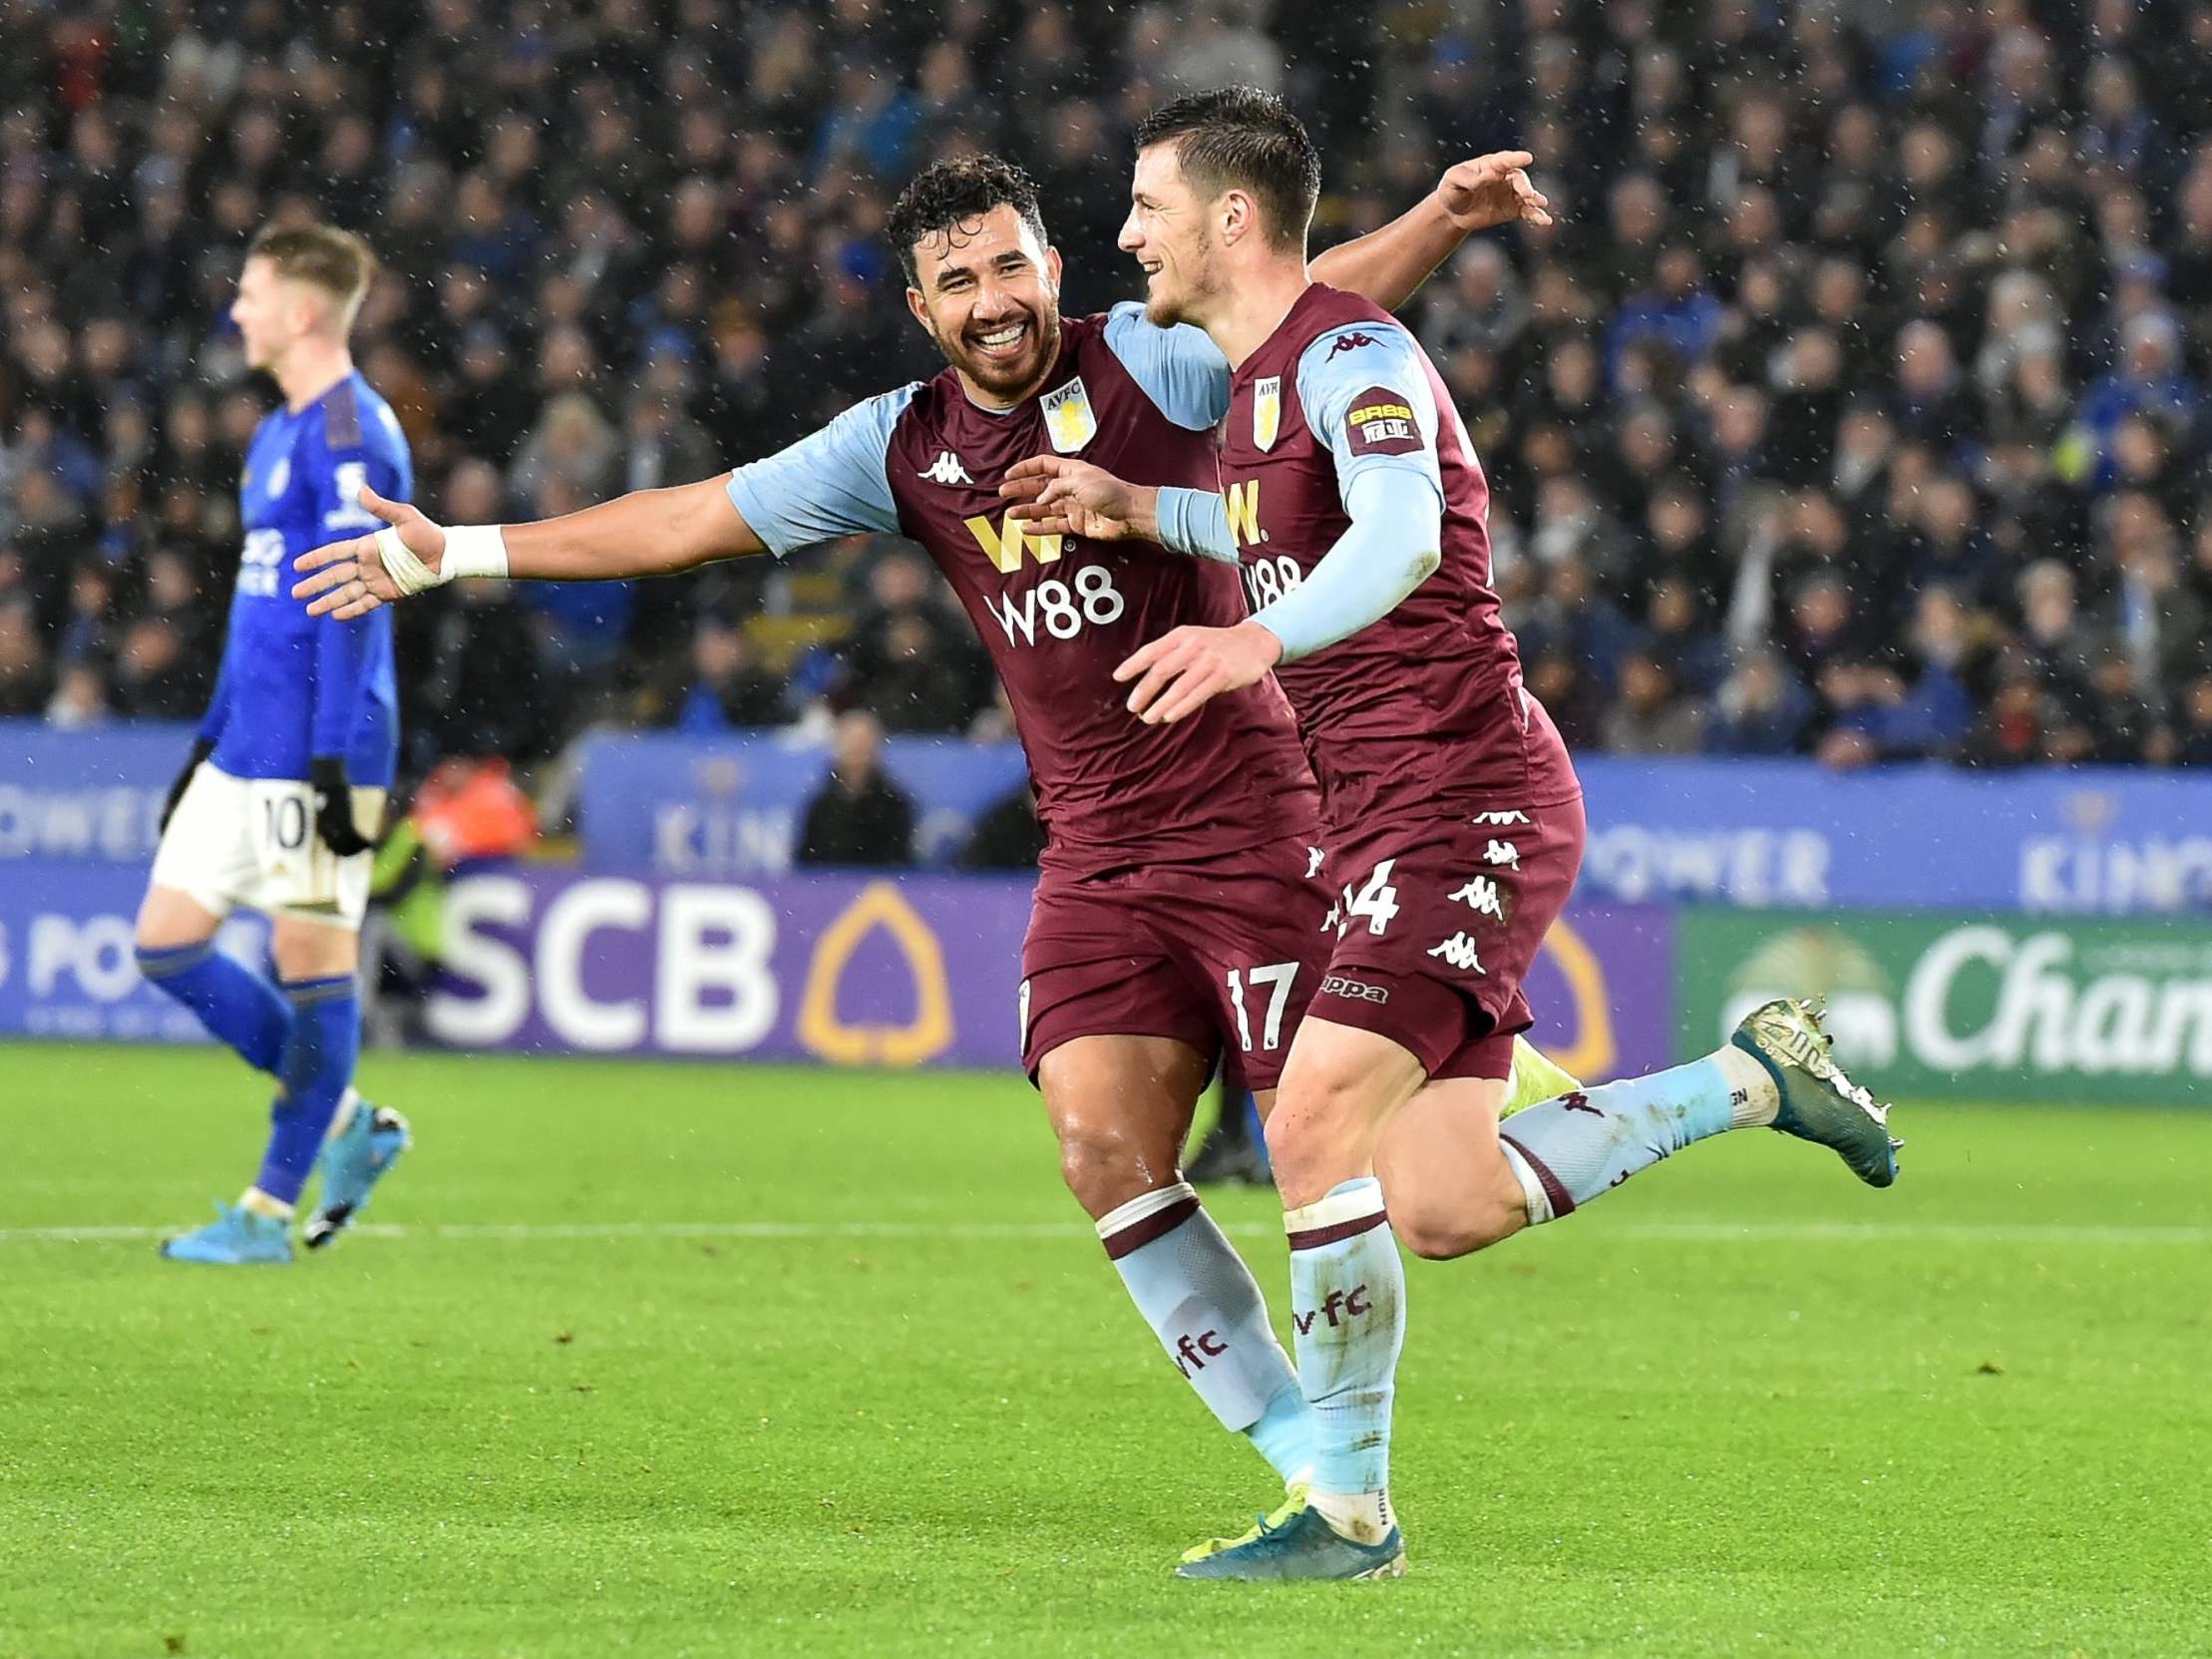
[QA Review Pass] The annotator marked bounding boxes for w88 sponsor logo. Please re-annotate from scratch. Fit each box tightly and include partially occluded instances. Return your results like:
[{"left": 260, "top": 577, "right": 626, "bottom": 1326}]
[
  {"left": 1241, "top": 555, "right": 1303, "bottom": 611},
  {"left": 982, "top": 563, "right": 1126, "bottom": 647},
  {"left": 237, "top": 528, "right": 287, "bottom": 598}
]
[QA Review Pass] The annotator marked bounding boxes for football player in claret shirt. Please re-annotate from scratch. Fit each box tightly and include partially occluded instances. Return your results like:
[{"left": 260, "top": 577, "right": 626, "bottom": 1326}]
[
  {"left": 1004, "top": 87, "right": 1904, "bottom": 1579},
  {"left": 290, "top": 153, "right": 1581, "bottom": 1548},
  {"left": 134, "top": 223, "right": 414, "bottom": 1265}
]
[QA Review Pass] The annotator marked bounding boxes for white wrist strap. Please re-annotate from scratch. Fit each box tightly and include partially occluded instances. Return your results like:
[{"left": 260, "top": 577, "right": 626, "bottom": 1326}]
[{"left": 373, "top": 523, "right": 508, "bottom": 594}]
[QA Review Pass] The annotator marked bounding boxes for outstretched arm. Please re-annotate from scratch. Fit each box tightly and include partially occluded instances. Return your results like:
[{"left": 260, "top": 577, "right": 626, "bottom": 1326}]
[
  {"left": 1309, "top": 151, "right": 1551, "bottom": 311},
  {"left": 294, "top": 388, "right": 917, "bottom": 619},
  {"left": 291, "top": 477, "right": 762, "bottom": 619}
]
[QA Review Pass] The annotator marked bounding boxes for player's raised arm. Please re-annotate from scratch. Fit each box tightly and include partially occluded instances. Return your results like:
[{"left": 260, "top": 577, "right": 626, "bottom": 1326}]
[
  {"left": 1307, "top": 152, "right": 1550, "bottom": 312},
  {"left": 293, "top": 388, "right": 919, "bottom": 620}
]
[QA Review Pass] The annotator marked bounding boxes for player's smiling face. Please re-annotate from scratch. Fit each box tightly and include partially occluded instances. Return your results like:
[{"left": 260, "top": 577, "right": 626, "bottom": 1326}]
[
  {"left": 904, "top": 205, "right": 1065, "bottom": 409},
  {"left": 1122, "top": 145, "right": 1216, "bottom": 329}
]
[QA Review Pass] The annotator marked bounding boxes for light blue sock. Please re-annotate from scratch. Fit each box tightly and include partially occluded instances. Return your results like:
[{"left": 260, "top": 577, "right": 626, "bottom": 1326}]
[
  {"left": 1097, "top": 1182, "right": 1314, "bottom": 1486},
  {"left": 1497, "top": 1053, "right": 1760, "bottom": 1223},
  {"left": 136, "top": 941, "right": 292, "bottom": 1074},
  {"left": 1285, "top": 1176, "right": 1403, "bottom": 1542},
  {"left": 252, "top": 976, "right": 360, "bottom": 1206}
]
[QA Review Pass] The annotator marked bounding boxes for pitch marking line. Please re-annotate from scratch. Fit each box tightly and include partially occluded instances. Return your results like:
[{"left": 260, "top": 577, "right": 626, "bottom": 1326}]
[{"left": 1, "top": 1219, "right": 2207, "bottom": 1245}]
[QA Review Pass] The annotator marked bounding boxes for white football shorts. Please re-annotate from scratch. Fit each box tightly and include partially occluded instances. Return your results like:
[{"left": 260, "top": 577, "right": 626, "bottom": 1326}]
[{"left": 151, "top": 762, "right": 386, "bottom": 929}]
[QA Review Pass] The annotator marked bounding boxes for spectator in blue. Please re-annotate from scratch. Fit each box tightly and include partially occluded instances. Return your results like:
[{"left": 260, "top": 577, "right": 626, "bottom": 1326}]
[
  {"left": 675, "top": 620, "right": 788, "bottom": 731},
  {"left": 1707, "top": 650, "right": 1815, "bottom": 757},
  {"left": 2066, "top": 315, "right": 2205, "bottom": 492},
  {"left": 1816, "top": 590, "right": 1978, "bottom": 770},
  {"left": 1607, "top": 243, "right": 1723, "bottom": 393}
]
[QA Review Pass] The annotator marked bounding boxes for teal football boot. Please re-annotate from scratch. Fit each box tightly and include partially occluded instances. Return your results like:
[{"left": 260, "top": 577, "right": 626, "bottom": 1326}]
[
  {"left": 1731, "top": 998, "right": 1902, "bottom": 1186},
  {"left": 1176, "top": 1487, "right": 1405, "bottom": 1581},
  {"left": 304, "top": 1101, "right": 411, "bottom": 1249},
  {"left": 160, "top": 1202, "right": 293, "bottom": 1265}
]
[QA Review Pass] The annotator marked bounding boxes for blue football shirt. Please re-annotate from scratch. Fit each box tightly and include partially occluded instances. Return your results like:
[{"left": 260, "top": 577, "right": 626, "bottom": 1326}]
[{"left": 198, "top": 371, "right": 412, "bottom": 787}]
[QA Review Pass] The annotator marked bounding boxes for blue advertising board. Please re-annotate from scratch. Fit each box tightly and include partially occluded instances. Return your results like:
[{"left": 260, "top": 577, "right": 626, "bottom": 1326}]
[
  {"left": 0, "top": 719, "right": 194, "bottom": 864},
  {"left": 11, "top": 721, "right": 2209, "bottom": 916},
  {"left": 573, "top": 728, "right": 1029, "bottom": 875},
  {"left": 1572, "top": 757, "right": 2212, "bottom": 914}
]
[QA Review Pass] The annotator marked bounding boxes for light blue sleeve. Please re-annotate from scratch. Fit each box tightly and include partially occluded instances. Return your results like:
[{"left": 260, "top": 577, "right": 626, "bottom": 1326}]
[
  {"left": 1154, "top": 486, "right": 1240, "bottom": 563},
  {"left": 1294, "top": 323, "right": 1445, "bottom": 508},
  {"left": 1247, "top": 469, "right": 1443, "bottom": 664},
  {"left": 1103, "top": 301, "right": 1233, "bottom": 431},
  {"left": 725, "top": 385, "right": 918, "bottom": 557}
]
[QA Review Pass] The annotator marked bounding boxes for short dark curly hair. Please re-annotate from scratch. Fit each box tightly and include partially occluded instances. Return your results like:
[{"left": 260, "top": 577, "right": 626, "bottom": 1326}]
[
  {"left": 1133, "top": 86, "right": 1320, "bottom": 250},
  {"left": 887, "top": 156, "right": 1050, "bottom": 286}
]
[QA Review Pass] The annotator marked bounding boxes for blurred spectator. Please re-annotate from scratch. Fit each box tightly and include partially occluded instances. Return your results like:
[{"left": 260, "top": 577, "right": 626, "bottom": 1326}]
[
  {"left": 840, "top": 550, "right": 991, "bottom": 733},
  {"left": 960, "top": 783, "right": 1045, "bottom": 871},
  {"left": 46, "top": 660, "right": 110, "bottom": 729},
  {"left": 1602, "top": 651, "right": 1705, "bottom": 755},
  {"left": 797, "top": 710, "right": 916, "bottom": 868},
  {"left": 0, "top": 2, "right": 2204, "bottom": 777},
  {"left": 675, "top": 619, "right": 788, "bottom": 730},
  {"left": 0, "top": 605, "right": 51, "bottom": 715},
  {"left": 1708, "top": 650, "right": 1814, "bottom": 756}
]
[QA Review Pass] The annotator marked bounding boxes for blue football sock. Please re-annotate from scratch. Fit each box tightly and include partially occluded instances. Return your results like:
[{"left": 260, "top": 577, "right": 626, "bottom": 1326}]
[
  {"left": 252, "top": 976, "right": 361, "bottom": 1207},
  {"left": 1497, "top": 1053, "right": 1756, "bottom": 1224},
  {"left": 1285, "top": 1176, "right": 1403, "bottom": 1543},
  {"left": 1097, "top": 1182, "right": 1314, "bottom": 1485},
  {"left": 137, "top": 941, "right": 292, "bottom": 1074}
]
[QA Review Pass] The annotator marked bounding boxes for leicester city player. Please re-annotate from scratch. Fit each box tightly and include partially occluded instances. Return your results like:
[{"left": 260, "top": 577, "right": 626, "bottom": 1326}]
[{"left": 134, "top": 223, "right": 414, "bottom": 1264}]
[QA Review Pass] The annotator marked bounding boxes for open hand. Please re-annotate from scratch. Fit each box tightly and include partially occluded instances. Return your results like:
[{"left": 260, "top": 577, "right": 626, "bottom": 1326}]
[
  {"left": 1113, "top": 622, "right": 1284, "bottom": 725},
  {"left": 291, "top": 486, "right": 446, "bottom": 619},
  {"left": 1000, "top": 456, "right": 1151, "bottom": 542},
  {"left": 1436, "top": 151, "right": 1553, "bottom": 231}
]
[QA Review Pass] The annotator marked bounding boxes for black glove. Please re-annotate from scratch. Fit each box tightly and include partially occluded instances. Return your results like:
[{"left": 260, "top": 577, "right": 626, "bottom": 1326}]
[
  {"left": 310, "top": 756, "right": 375, "bottom": 858},
  {"left": 161, "top": 739, "right": 213, "bottom": 833}
]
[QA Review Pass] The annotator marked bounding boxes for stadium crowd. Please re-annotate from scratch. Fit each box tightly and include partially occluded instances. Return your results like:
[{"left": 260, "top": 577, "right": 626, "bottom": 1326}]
[{"left": 6, "top": 0, "right": 2212, "bottom": 780}]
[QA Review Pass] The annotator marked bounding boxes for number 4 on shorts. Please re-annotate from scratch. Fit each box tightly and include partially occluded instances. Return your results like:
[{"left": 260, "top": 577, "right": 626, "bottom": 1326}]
[
  {"left": 1226, "top": 962, "right": 1298, "bottom": 1051},
  {"left": 1343, "top": 858, "right": 1400, "bottom": 937}
]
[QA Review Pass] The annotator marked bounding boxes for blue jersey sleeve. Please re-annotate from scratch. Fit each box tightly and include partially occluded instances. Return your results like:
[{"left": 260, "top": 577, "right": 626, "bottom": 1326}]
[
  {"left": 725, "top": 386, "right": 916, "bottom": 557},
  {"left": 299, "top": 386, "right": 411, "bottom": 761},
  {"left": 1294, "top": 323, "right": 1445, "bottom": 509},
  {"left": 1103, "top": 302, "right": 1233, "bottom": 431}
]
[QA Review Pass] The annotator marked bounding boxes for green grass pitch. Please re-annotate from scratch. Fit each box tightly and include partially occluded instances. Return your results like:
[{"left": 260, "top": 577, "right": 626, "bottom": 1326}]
[{"left": 3, "top": 1042, "right": 2208, "bottom": 1658}]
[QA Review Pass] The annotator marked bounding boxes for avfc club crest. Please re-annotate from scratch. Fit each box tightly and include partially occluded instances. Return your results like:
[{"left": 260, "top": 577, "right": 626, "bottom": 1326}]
[
  {"left": 1041, "top": 376, "right": 1097, "bottom": 453},
  {"left": 1253, "top": 375, "right": 1283, "bottom": 451}
]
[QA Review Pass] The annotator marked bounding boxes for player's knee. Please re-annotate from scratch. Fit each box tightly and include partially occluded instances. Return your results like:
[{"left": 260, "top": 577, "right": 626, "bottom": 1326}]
[
  {"left": 1387, "top": 1187, "right": 1514, "bottom": 1260},
  {"left": 269, "top": 919, "right": 359, "bottom": 984},
  {"left": 134, "top": 889, "right": 218, "bottom": 955},
  {"left": 1054, "top": 1119, "right": 1168, "bottom": 1219},
  {"left": 1262, "top": 1072, "right": 1369, "bottom": 1196}
]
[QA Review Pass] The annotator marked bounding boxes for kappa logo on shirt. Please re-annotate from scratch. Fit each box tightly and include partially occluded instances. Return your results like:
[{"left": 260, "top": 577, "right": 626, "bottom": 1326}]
[
  {"left": 1326, "top": 331, "right": 1383, "bottom": 359},
  {"left": 920, "top": 451, "right": 973, "bottom": 486}
]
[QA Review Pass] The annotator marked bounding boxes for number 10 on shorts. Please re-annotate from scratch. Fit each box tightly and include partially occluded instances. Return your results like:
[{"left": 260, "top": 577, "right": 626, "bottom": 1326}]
[{"left": 1227, "top": 962, "right": 1298, "bottom": 1051}]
